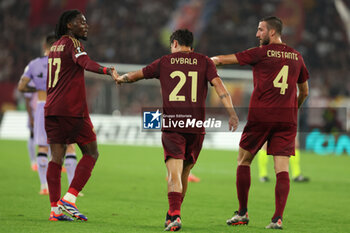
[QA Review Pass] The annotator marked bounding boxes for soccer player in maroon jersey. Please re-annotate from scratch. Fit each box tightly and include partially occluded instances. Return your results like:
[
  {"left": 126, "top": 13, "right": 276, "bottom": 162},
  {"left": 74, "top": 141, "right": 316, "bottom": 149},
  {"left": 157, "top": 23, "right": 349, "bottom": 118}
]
[
  {"left": 211, "top": 16, "right": 309, "bottom": 229},
  {"left": 44, "top": 10, "right": 118, "bottom": 221},
  {"left": 115, "top": 29, "right": 239, "bottom": 231}
]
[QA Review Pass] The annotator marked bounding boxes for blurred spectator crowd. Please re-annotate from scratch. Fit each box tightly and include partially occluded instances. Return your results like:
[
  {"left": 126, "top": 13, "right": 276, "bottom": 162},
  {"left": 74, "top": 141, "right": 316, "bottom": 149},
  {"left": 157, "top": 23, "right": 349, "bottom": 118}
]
[{"left": 1, "top": 0, "right": 349, "bottom": 114}]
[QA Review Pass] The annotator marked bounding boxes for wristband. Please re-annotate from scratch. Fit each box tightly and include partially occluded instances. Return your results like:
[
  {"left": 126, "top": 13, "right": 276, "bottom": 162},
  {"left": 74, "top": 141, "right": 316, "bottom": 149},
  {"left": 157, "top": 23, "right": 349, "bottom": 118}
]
[{"left": 103, "top": 67, "right": 108, "bottom": 74}]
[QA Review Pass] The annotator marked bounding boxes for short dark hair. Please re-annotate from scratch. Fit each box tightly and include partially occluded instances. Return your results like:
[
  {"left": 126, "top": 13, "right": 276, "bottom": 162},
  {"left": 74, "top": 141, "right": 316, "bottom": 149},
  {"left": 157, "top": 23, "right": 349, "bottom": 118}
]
[
  {"left": 261, "top": 16, "right": 283, "bottom": 35},
  {"left": 170, "top": 29, "right": 193, "bottom": 48},
  {"left": 55, "top": 9, "right": 81, "bottom": 39},
  {"left": 46, "top": 34, "right": 57, "bottom": 47}
]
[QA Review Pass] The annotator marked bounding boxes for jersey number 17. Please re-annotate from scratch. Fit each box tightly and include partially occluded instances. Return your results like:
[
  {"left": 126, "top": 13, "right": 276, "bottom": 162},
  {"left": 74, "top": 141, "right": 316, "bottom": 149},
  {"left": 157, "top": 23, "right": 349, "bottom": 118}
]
[{"left": 48, "top": 58, "right": 61, "bottom": 88}]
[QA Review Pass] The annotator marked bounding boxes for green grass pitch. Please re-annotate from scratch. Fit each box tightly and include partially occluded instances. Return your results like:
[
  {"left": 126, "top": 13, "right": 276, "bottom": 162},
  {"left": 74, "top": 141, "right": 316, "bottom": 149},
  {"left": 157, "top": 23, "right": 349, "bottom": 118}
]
[{"left": 0, "top": 139, "right": 349, "bottom": 233}]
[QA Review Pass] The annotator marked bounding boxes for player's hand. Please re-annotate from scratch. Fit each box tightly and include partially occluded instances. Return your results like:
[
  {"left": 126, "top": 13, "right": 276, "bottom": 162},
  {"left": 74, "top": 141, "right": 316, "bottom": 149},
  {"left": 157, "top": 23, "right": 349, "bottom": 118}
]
[
  {"left": 115, "top": 75, "right": 125, "bottom": 86},
  {"left": 109, "top": 67, "right": 121, "bottom": 86},
  {"left": 228, "top": 113, "right": 239, "bottom": 132},
  {"left": 110, "top": 66, "right": 119, "bottom": 80},
  {"left": 115, "top": 77, "right": 121, "bottom": 85},
  {"left": 211, "top": 56, "right": 220, "bottom": 66}
]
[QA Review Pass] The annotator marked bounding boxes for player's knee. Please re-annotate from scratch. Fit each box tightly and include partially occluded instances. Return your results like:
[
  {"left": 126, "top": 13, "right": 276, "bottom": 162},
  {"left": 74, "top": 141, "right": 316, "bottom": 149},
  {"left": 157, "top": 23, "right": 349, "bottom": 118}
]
[
  {"left": 238, "top": 160, "right": 252, "bottom": 166},
  {"left": 168, "top": 171, "right": 181, "bottom": 183},
  {"left": 89, "top": 151, "right": 99, "bottom": 160},
  {"left": 274, "top": 164, "right": 289, "bottom": 174},
  {"left": 183, "top": 162, "right": 194, "bottom": 172},
  {"left": 51, "top": 156, "right": 64, "bottom": 165},
  {"left": 237, "top": 156, "right": 253, "bottom": 166}
]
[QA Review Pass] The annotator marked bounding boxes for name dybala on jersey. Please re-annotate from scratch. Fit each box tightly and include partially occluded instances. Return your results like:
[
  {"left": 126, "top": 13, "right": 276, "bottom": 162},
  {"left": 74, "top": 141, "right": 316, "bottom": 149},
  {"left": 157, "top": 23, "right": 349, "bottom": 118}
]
[
  {"left": 45, "top": 36, "right": 89, "bottom": 117},
  {"left": 235, "top": 43, "right": 309, "bottom": 124},
  {"left": 142, "top": 51, "right": 219, "bottom": 134}
]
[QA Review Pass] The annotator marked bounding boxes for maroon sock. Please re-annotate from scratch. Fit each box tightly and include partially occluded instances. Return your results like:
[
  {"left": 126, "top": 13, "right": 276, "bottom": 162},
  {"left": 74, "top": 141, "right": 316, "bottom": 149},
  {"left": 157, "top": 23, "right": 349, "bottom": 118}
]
[
  {"left": 272, "top": 171, "right": 290, "bottom": 220},
  {"left": 236, "top": 165, "right": 251, "bottom": 214},
  {"left": 69, "top": 155, "right": 96, "bottom": 194},
  {"left": 168, "top": 192, "right": 182, "bottom": 216},
  {"left": 47, "top": 161, "right": 62, "bottom": 207}
]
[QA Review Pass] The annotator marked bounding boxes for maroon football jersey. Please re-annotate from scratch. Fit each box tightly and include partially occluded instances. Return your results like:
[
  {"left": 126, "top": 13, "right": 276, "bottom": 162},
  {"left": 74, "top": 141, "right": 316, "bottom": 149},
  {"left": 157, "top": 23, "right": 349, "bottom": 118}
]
[
  {"left": 45, "top": 36, "right": 89, "bottom": 117},
  {"left": 142, "top": 51, "right": 219, "bottom": 133},
  {"left": 235, "top": 43, "right": 309, "bottom": 124}
]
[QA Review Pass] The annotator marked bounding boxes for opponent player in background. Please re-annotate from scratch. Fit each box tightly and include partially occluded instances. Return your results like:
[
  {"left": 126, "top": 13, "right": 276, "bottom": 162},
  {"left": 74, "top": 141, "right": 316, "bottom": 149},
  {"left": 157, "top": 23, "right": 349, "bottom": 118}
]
[
  {"left": 116, "top": 29, "right": 239, "bottom": 231},
  {"left": 45, "top": 10, "right": 118, "bottom": 221},
  {"left": 18, "top": 35, "right": 79, "bottom": 196},
  {"left": 211, "top": 16, "right": 309, "bottom": 229},
  {"left": 23, "top": 83, "right": 37, "bottom": 171},
  {"left": 258, "top": 137, "right": 309, "bottom": 183}
]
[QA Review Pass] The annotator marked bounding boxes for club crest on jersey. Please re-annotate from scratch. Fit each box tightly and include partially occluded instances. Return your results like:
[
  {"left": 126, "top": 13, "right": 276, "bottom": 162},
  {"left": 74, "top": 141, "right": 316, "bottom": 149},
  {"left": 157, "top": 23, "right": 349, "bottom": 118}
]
[
  {"left": 143, "top": 109, "right": 162, "bottom": 129},
  {"left": 74, "top": 47, "right": 87, "bottom": 58},
  {"left": 75, "top": 46, "right": 84, "bottom": 54}
]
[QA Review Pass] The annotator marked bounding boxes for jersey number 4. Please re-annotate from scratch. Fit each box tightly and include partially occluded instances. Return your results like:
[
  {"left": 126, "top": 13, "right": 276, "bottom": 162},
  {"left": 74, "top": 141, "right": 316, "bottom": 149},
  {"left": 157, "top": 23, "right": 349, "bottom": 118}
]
[
  {"left": 48, "top": 58, "right": 61, "bottom": 88},
  {"left": 273, "top": 65, "right": 289, "bottom": 95},
  {"left": 169, "top": 71, "right": 198, "bottom": 102}
]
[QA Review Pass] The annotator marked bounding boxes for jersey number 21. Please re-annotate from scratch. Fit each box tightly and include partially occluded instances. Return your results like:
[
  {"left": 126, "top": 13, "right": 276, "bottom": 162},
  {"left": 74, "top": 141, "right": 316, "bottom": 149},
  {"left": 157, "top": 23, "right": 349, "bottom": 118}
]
[{"left": 169, "top": 71, "right": 198, "bottom": 102}]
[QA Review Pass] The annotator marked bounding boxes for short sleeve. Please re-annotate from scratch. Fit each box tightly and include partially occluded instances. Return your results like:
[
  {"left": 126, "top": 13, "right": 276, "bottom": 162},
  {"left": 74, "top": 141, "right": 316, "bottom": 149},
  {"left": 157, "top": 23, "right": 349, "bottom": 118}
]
[
  {"left": 69, "top": 38, "right": 87, "bottom": 64},
  {"left": 235, "top": 47, "right": 264, "bottom": 66},
  {"left": 22, "top": 62, "right": 33, "bottom": 79},
  {"left": 297, "top": 56, "right": 309, "bottom": 83},
  {"left": 205, "top": 56, "right": 219, "bottom": 82},
  {"left": 142, "top": 58, "right": 161, "bottom": 79}
]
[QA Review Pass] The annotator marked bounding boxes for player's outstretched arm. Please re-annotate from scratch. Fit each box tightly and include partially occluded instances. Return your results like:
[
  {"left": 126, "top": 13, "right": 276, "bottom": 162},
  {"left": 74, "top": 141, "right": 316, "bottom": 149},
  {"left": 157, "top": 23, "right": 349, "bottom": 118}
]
[
  {"left": 97, "top": 66, "right": 118, "bottom": 77},
  {"left": 76, "top": 55, "right": 118, "bottom": 79},
  {"left": 18, "top": 76, "right": 36, "bottom": 92},
  {"left": 211, "top": 77, "right": 239, "bottom": 132},
  {"left": 297, "top": 81, "right": 309, "bottom": 108},
  {"left": 115, "top": 70, "right": 145, "bottom": 85},
  {"left": 211, "top": 54, "right": 239, "bottom": 66}
]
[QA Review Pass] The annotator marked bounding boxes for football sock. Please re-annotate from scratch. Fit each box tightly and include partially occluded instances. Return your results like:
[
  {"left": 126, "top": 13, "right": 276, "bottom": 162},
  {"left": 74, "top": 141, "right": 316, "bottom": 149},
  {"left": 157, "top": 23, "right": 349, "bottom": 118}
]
[
  {"left": 47, "top": 161, "right": 62, "bottom": 207},
  {"left": 69, "top": 155, "right": 96, "bottom": 195},
  {"left": 27, "top": 137, "right": 36, "bottom": 163},
  {"left": 257, "top": 149, "right": 268, "bottom": 178},
  {"left": 64, "top": 154, "right": 77, "bottom": 185},
  {"left": 272, "top": 171, "right": 290, "bottom": 220},
  {"left": 51, "top": 207, "right": 61, "bottom": 215},
  {"left": 168, "top": 192, "right": 182, "bottom": 216},
  {"left": 37, "top": 153, "right": 48, "bottom": 185},
  {"left": 41, "top": 183, "right": 48, "bottom": 190},
  {"left": 63, "top": 192, "right": 77, "bottom": 204},
  {"left": 236, "top": 165, "right": 251, "bottom": 214},
  {"left": 290, "top": 149, "right": 301, "bottom": 178}
]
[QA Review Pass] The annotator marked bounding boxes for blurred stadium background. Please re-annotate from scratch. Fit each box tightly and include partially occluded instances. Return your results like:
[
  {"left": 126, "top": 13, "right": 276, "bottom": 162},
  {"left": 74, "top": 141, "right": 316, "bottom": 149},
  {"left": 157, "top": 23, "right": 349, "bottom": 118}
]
[{"left": 0, "top": 0, "right": 349, "bottom": 154}]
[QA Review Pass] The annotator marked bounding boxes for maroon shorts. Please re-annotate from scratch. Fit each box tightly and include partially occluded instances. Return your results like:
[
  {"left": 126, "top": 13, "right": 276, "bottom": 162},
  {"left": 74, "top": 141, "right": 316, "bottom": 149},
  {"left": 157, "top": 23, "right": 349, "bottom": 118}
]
[
  {"left": 45, "top": 116, "right": 96, "bottom": 146},
  {"left": 161, "top": 131, "right": 205, "bottom": 164},
  {"left": 239, "top": 121, "right": 297, "bottom": 156}
]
